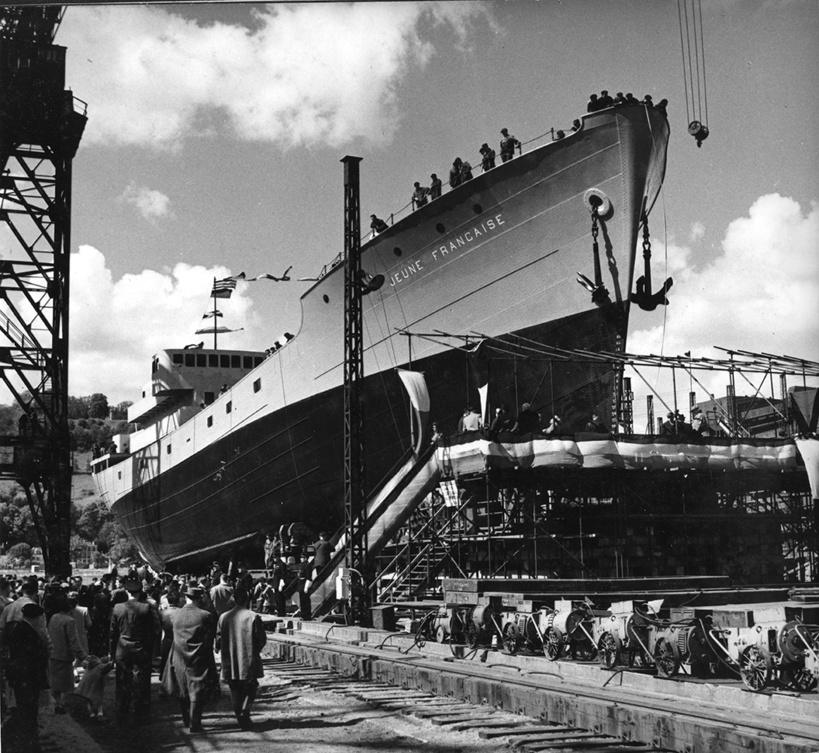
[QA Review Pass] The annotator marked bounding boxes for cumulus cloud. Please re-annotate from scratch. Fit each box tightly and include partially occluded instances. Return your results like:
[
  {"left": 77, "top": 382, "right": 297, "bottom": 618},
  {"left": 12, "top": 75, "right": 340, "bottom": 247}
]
[
  {"left": 627, "top": 193, "right": 819, "bottom": 425},
  {"left": 689, "top": 221, "right": 705, "bottom": 242},
  {"left": 59, "top": 3, "right": 492, "bottom": 150},
  {"left": 69, "top": 245, "right": 262, "bottom": 400},
  {"left": 119, "top": 182, "right": 175, "bottom": 222}
]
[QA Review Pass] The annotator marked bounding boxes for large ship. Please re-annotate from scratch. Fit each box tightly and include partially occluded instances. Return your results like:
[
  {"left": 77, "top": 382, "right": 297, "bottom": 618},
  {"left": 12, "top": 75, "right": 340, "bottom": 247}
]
[{"left": 92, "top": 101, "right": 670, "bottom": 571}]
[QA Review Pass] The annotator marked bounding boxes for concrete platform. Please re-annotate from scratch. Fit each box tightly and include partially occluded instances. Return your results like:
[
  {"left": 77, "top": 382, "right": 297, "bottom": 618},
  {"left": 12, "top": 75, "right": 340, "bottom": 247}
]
[{"left": 272, "top": 621, "right": 819, "bottom": 753}]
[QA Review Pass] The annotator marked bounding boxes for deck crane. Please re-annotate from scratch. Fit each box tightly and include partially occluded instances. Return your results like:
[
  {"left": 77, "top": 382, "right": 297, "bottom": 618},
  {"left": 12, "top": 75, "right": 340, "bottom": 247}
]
[{"left": 0, "top": 6, "right": 87, "bottom": 577}]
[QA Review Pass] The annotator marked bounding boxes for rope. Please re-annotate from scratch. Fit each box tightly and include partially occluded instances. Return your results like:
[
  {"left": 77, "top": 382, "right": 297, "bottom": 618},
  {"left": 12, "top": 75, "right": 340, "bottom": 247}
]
[
  {"left": 698, "top": 0, "right": 709, "bottom": 125},
  {"left": 677, "top": 0, "right": 691, "bottom": 124},
  {"left": 678, "top": 0, "right": 710, "bottom": 129},
  {"left": 692, "top": 0, "right": 703, "bottom": 122}
]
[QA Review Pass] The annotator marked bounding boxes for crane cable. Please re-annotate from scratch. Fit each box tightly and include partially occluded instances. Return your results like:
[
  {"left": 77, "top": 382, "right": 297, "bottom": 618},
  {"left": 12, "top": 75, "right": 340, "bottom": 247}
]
[{"left": 677, "top": 0, "right": 710, "bottom": 147}]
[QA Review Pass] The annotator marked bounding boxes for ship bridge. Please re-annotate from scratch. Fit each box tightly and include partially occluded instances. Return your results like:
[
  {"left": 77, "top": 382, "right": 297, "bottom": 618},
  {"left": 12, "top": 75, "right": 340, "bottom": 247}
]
[{"left": 127, "top": 347, "right": 266, "bottom": 426}]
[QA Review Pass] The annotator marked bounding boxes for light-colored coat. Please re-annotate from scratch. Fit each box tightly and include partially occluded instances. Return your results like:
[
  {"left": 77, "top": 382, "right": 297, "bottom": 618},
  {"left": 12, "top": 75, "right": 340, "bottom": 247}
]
[
  {"left": 48, "top": 611, "right": 85, "bottom": 663},
  {"left": 216, "top": 606, "right": 266, "bottom": 682},
  {"left": 48, "top": 611, "right": 86, "bottom": 693}
]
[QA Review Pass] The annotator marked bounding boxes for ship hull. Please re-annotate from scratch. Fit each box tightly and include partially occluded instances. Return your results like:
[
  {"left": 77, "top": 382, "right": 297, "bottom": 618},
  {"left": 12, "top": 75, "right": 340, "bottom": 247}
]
[{"left": 96, "top": 104, "right": 670, "bottom": 571}]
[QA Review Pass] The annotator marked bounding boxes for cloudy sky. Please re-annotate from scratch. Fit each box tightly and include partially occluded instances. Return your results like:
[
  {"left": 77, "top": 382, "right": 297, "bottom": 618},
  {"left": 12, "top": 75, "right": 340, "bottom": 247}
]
[{"left": 24, "top": 1, "right": 819, "bottom": 413}]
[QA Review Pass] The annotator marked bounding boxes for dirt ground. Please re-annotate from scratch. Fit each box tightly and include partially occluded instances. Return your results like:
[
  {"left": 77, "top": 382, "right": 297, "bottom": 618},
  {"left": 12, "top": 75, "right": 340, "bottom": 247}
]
[{"left": 3, "top": 645, "right": 509, "bottom": 753}]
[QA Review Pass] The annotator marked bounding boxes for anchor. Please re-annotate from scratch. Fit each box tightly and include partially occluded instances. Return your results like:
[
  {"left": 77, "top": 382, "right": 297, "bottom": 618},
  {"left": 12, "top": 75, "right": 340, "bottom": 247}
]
[
  {"left": 630, "top": 213, "right": 672, "bottom": 311},
  {"left": 576, "top": 207, "right": 611, "bottom": 306}
]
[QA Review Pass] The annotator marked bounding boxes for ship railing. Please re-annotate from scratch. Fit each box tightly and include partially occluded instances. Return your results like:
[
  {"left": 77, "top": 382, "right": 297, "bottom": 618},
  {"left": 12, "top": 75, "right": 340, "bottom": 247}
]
[
  {"left": 361, "top": 129, "right": 560, "bottom": 241},
  {"left": 311, "top": 126, "right": 566, "bottom": 282}
]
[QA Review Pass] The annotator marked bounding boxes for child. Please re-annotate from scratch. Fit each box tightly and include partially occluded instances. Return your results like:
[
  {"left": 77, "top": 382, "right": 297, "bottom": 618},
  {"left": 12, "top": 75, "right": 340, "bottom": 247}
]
[{"left": 72, "top": 655, "right": 114, "bottom": 719}]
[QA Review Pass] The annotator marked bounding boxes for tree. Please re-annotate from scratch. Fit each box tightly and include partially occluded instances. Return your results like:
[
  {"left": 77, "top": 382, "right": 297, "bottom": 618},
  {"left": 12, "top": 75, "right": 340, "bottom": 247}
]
[
  {"left": 94, "top": 520, "right": 118, "bottom": 555},
  {"left": 67, "top": 395, "right": 88, "bottom": 419},
  {"left": 0, "top": 492, "right": 38, "bottom": 548},
  {"left": 110, "top": 401, "right": 133, "bottom": 421},
  {"left": 75, "top": 500, "right": 112, "bottom": 541},
  {"left": 87, "top": 393, "right": 109, "bottom": 419},
  {"left": 8, "top": 541, "right": 31, "bottom": 563}
]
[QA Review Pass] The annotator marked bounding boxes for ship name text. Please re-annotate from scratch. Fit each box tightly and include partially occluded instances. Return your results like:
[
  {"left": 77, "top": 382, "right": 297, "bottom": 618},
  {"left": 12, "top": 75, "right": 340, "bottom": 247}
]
[{"left": 388, "top": 213, "right": 506, "bottom": 288}]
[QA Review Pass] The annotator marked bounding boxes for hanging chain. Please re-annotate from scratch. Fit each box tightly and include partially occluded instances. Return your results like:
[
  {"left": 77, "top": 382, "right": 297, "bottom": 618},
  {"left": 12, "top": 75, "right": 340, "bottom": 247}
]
[
  {"left": 641, "top": 214, "right": 652, "bottom": 259},
  {"left": 591, "top": 209, "right": 599, "bottom": 243}
]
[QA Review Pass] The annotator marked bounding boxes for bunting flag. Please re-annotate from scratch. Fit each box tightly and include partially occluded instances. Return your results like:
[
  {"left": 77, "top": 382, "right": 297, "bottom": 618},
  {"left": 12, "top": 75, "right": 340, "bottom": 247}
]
[
  {"left": 226, "top": 266, "right": 318, "bottom": 282},
  {"left": 397, "top": 368, "right": 431, "bottom": 454},
  {"left": 195, "top": 325, "right": 245, "bottom": 335},
  {"left": 211, "top": 277, "right": 237, "bottom": 298}
]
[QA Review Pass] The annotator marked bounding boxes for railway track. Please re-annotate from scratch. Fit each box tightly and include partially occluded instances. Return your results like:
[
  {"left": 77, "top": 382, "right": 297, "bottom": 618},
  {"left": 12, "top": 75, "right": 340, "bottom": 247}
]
[
  {"left": 266, "top": 625, "right": 819, "bottom": 753},
  {"left": 265, "top": 655, "right": 668, "bottom": 752}
]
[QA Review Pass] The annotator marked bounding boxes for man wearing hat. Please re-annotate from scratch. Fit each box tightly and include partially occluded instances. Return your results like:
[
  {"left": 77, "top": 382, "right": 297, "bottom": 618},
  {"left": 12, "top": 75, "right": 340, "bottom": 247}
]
[
  {"left": 5, "top": 602, "right": 49, "bottom": 736},
  {"left": 0, "top": 578, "right": 49, "bottom": 653},
  {"left": 691, "top": 407, "right": 709, "bottom": 436},
  {"left": 660, "top": 411, "right": 679, "bottom": 436},
  {"left": 109, "top": 576, "right": 161, "bottom": 725},
  {"left": 216, "top": 586, "right": 266, "bottom": 729},
  {"left": 166, "top": 584, "right": 218, "bottom": 733}
]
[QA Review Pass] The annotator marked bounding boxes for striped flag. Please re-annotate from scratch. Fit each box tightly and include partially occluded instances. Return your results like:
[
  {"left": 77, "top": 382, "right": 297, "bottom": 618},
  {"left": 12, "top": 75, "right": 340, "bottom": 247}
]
[{"left": 211, "top": 277, "right": 237, "bottom": 298}]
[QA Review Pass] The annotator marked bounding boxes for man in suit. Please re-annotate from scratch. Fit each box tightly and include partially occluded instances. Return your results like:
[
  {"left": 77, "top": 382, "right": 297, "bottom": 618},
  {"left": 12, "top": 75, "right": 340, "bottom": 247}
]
[
  {"left": 208, "top": 572, "right": 235, "bottom": 616},
  {"left": 109, "top": 577, "right": 161, "bottom": 725},
  {"left": 216, "top": 586, "right": 267, "bottom": 728},
  {"left": 169, "top": 585, "right": 218, "bottom": 733}
]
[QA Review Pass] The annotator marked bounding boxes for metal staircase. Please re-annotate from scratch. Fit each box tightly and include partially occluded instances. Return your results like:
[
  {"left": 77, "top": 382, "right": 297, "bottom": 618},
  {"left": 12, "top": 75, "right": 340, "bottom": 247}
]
[
  {"left": 377, "top": 481, "right": 475, "bottom": 602},
  {"left": 299, "top": 440, "right": 442, "bottom": 618}
]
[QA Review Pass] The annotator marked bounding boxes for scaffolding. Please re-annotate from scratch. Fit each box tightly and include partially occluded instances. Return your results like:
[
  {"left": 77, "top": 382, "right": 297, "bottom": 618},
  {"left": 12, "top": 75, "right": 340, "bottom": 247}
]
[{"left": 373, "top": 344, "right": 819, "bottom": 601}]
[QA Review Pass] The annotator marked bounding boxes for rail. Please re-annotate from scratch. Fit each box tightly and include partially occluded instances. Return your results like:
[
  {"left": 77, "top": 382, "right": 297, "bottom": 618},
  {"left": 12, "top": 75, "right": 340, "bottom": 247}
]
[
  {"left": 302, "top": 440, "right": 441, "bottom": 618},
  {"left": 310, "top": 125, "right": 567, "bottom": 282}
]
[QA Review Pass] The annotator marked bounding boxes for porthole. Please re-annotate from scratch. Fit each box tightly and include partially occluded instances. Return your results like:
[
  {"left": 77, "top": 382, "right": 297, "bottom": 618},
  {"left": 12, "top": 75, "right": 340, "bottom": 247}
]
[
  {"left": 436, "top": 223, "right": 446, "bottom": 234},
  {"left": 473, "top": 203, "right": 482, "bottom": 214},
  {"left": 393, "top": 247, "right": 402, "bottom": 257},
  {"left": 323, "top": 294, "right": 329, "bottom": 303}
]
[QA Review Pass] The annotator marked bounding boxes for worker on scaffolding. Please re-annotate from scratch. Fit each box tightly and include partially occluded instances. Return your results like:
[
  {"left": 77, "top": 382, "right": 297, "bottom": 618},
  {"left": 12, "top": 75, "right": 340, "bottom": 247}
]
[
  {"left": 457, "top": 406, "right": 482, "bottom": 433},
  {"left": 690, "top": 407, "right": 711, "bottom": 436},
  {"left": 512, "top": 402, "right": 540, "bottom": 434}
]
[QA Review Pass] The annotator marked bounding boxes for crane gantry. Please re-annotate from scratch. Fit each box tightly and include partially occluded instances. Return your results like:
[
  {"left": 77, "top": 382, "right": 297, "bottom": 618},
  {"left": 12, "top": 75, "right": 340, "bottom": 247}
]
[{"left": 0, "top": 6, "right": 86, "bottom": 576}]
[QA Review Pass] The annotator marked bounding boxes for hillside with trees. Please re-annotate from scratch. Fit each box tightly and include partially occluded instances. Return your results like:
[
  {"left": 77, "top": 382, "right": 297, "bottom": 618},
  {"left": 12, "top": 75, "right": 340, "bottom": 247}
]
[{"left": 0, "top": 395, "right": 139, "bottom": 571}]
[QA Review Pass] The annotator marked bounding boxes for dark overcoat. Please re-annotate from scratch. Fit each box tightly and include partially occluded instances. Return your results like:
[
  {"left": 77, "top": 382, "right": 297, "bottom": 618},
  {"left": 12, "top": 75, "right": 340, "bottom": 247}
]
[{"left": 163, "top": 602, "right": 218, "bottom": 702}]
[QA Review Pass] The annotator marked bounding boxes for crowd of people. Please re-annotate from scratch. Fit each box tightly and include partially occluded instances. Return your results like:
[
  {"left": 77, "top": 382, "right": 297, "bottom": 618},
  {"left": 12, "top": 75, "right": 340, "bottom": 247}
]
[
  {"left": 0, "top": 541, "right": 333, "bottom": 741},
  {"left": 369, "top": 91, "right": 669, "bottom": 238},
  {"left": 369, "top": 127, "right": 522, "bottom": 234},
  {"left": 456, "top": 402, "right": 599, "bottom": 438},
  {"left": 587, "top": 89, "right": 668, "bottom": 115},
  {"left": 453, "top": 401, "right": 712, "bottom": 440},
  {"left": 660, "top": 407, "right": 711, "bottom": 437}
]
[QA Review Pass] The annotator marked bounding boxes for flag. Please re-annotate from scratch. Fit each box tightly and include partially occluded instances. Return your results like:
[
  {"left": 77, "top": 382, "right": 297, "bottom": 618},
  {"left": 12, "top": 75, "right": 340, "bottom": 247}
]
[
  {"left": 211, "top": 277, "right": 237, "bottom": 298},
  {"left": 195, "top": 325, "right": 245, "bottom": 335},
  {"left": 202, "top": 310, "right": 223, "bottom": 319}
]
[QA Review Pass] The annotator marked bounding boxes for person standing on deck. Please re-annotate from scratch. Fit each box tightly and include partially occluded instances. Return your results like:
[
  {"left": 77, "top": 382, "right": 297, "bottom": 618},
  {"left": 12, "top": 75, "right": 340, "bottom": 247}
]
[
  {"left": 479, "top": 143, "right": 496, "bottom": 171},
  {"left": 429, "top": 173, "right": 442, "bottom": 199},
  {"left": 499, "top": 128, "right": 520, "bottom": 162}
]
